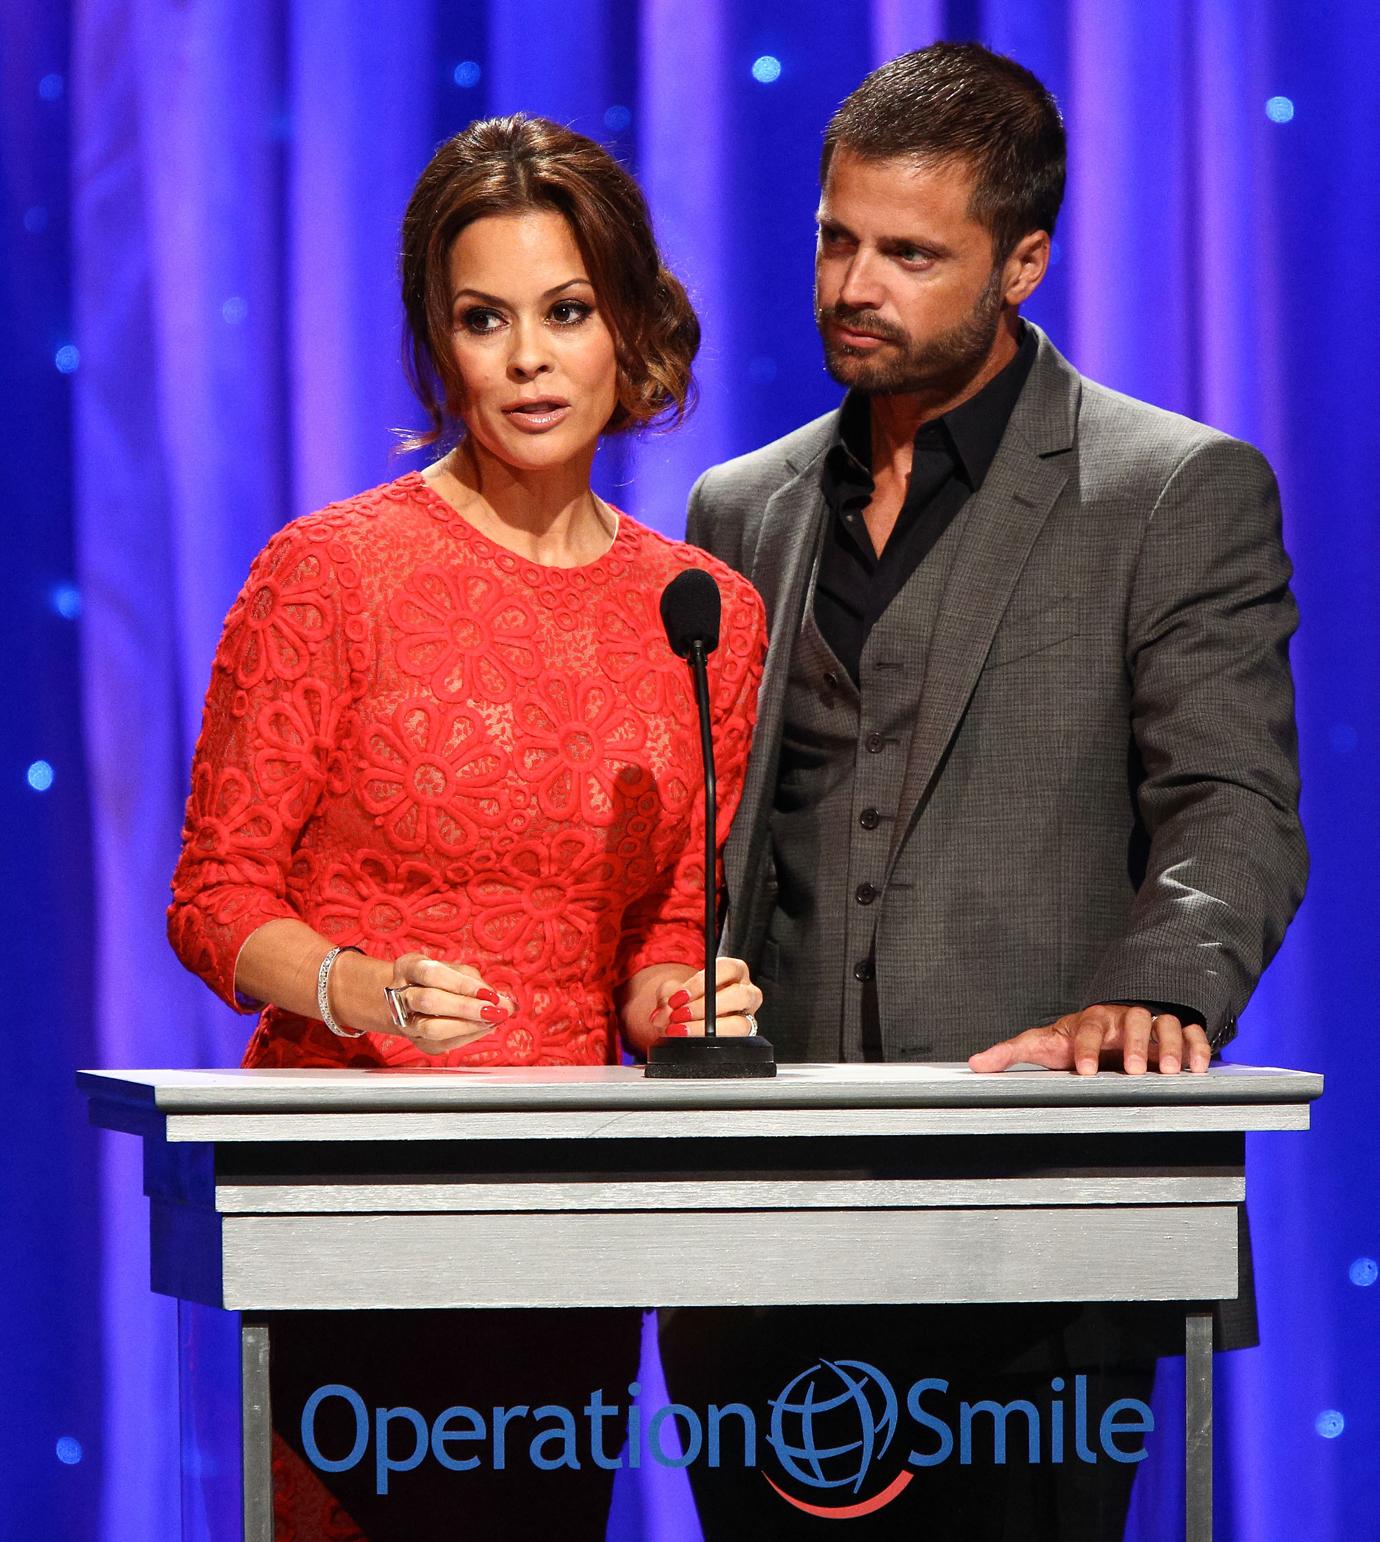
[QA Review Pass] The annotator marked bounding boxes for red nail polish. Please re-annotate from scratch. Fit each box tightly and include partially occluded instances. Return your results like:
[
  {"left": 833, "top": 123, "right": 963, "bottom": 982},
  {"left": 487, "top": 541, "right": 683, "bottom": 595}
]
[
  {"left": 477, "top": 989, "right": 500, "bottom": 1006},
  {"left": 664, "top": 1024, "right": 688, "bottom": 1038},
  {"left": 481, "top": 1005, "right": 503, "bottom": 1022},
  {"left": 671, "top": 1006, "right": 692, "bottom": 1024},
  {"left": 668, "top": 989, "right": 690, "bottom": 1009}
]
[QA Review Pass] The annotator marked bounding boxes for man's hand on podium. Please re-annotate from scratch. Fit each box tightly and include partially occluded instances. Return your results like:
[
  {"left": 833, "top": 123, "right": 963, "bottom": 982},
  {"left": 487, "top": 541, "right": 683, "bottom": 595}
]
[{"left": 967, "top": 1004, "right": 1213, "bottom": 1077}]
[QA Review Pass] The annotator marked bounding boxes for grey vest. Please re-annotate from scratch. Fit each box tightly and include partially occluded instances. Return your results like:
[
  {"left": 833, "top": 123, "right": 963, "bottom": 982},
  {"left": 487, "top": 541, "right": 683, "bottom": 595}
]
[{"left": 760, "top": 508, "right": 970, "bottom": 1061}]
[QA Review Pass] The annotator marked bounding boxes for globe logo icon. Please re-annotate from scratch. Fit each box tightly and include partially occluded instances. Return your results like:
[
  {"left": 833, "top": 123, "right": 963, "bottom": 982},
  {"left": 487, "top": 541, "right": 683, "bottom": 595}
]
[{"left": 766, "top": 1358, "right": 899, "bottom": 1494}]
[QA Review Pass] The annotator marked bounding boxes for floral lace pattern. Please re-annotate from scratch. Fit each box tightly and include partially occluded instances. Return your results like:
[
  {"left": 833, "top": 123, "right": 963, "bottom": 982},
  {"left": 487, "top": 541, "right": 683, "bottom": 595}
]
[
  {"left": 169, "top": 472, "right": 765, "bottom": 1068},
  {"left": 272, "top": 1435, "right": 367, "bottom": 1542}
]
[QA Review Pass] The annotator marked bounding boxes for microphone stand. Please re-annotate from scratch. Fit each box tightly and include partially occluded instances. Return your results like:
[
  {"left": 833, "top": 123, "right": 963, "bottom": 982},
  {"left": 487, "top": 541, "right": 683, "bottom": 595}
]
[
  {"left": 692, "top": 638, "right": 717, "bottom": 1040},
  {"left": 646, "top": 640, "right": 775, "bottom": 1079}
]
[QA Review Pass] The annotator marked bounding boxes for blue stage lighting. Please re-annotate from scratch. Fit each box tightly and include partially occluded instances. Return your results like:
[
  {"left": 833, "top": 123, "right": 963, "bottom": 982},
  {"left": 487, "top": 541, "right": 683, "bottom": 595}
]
[
  {"left": 38, "top": 73, "right": 65, "bottom": 102},
  {"left": 752, "top": 55, "right": 782, "bottom": 85},
  {"left": 56, "top": 1436, "right": 83, "bottom": 1465},
  {"left": 221, "top": 296, "right": 248, "bottom": 325},
  {"left": 1349, "top": 1257, "right": 1377, "bottom": 1287},
  {"left": 24, "top": 206, "right": 49, "bottom": 234},
  {"left": 604, "top": 105, "right": 632, "bottom": 133},
  {"left": 749, "top": 355, "right": 778, "bottom": 385},
  {"left": 54, "top": 345, "right": 80, "bottom": 375},
  {"left": 1329, "top": 724, "right": 1357, "bottom": 753},
  {"left": 27, "top": 761, "right": 55, "bottom": 792},
  {"left": 1266, "top": 96, "right": 1295, "bottom": 124},
  {"left": 453, "top": 60, "right": 482, "bottom": 89},
  {"left": 1315, "top": 1410, "right": 1345, "bottom": 1439},
  {"left": 52, "top": 584, "right": 82, "bottom": 620}
]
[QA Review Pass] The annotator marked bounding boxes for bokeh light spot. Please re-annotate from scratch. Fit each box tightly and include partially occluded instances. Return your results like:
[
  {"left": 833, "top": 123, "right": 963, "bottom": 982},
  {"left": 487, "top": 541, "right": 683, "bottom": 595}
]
[
  {"left": 1266, "top": 96, "right": 1295, "bottom": 124},
  {"left": 52, "top": 584, "right": 82, "bottom": 620},
  {"left": 55, "top": 344, "right": 80, "bottom": 375},
  {"left": 38, "top": 73, "right": 65, "bottom": 102},
  {"left": 56, "top": 1436, "right": 83, "bottom": 1465},
  {"left": 24, "top": 205, "right": 50, "bottom": 235},
  {"left": 1315, "top": 1410, "right": 1344, "bottom": 1439},
  {"left": 221, "top": 296, "right": 248, "bottom": 325},
  {"left": 27, "top": 761, "right": 55, "bottom": 792},
  {"left": 751, "top": 55, "right": 782, "bottom": 85},
  {"left": 603, "top": 105, "right": 632, "bottom": 133},
  {"left": 1349, "top": 1257, "right": 1378, "bottom": 1287},
  {"left": 452, "top": 60, "right": 482, "bottom": 89}
]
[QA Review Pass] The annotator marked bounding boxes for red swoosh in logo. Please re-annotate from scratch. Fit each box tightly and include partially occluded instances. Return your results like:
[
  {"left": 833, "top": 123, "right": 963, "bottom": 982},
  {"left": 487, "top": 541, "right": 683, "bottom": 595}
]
[{"left": 764, "top": 1467, "right": 915, "bottom": 1518}]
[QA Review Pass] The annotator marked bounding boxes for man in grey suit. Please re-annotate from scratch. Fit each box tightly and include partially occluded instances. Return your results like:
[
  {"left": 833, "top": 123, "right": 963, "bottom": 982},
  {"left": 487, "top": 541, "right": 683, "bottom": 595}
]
[
  {"left": 663, "top": 42, "right": 1306, "bottom": 1541},
  {"left": 693, "top": 46, "right": 1304, "bottom": 1079}
]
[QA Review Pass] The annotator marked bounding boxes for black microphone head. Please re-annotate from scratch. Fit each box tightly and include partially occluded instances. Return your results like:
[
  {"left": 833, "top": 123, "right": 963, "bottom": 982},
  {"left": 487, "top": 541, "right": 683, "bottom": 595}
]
[{"left": 660, "top": 568, "right": 721, "bottom": 658}]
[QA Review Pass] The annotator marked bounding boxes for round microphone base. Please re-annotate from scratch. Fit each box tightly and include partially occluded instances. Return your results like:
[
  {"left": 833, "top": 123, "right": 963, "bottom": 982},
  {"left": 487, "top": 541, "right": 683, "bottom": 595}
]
[{"left": 645, "top": 1034, "right": 777, "bottom": 1078}]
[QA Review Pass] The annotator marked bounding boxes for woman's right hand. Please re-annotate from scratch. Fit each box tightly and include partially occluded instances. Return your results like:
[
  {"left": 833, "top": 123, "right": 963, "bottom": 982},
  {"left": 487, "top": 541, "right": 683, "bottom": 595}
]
[{"left": 383, "top": 952, "right": 515, "bottom": 1054}]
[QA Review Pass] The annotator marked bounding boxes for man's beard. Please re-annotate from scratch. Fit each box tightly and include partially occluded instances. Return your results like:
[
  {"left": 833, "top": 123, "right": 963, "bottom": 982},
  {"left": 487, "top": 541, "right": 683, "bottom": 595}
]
[{"left": 816, "top": 265, "right": 1005, "bottom": 397}]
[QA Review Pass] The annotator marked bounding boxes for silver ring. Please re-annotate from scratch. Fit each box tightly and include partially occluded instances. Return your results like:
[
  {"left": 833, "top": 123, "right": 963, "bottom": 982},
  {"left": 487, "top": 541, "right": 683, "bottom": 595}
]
[
  {"left": 744, "top": 1012, "right": 758, "bottom": 1037},
  {"left": 383, "top": 984, "right": 414, "bottom": 1031}
]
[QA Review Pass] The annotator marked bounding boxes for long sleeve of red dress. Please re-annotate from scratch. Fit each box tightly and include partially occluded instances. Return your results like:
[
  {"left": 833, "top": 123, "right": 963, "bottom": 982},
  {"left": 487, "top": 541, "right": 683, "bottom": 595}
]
[{"left": 168, "top": 473, "right": 766, "bottom": 1068}]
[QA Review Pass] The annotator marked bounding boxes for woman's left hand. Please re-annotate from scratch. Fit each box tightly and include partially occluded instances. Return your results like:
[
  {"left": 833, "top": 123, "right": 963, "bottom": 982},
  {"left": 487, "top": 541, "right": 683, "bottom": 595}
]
[{"left": 649, "top": 957, "right": 763, "bottom": 1037}]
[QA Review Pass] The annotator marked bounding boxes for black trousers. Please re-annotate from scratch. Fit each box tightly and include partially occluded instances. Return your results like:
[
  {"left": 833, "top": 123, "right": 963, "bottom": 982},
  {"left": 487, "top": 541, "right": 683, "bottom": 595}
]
[{"left": 658, "top": 1304, "right": 1157, "bottom": 1542}]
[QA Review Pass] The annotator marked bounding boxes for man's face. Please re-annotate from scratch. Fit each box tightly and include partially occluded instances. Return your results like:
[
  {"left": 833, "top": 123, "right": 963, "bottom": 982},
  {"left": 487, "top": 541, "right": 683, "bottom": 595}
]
[{"left": 814, "top": 150, "right": 1006, "bottom": 396}]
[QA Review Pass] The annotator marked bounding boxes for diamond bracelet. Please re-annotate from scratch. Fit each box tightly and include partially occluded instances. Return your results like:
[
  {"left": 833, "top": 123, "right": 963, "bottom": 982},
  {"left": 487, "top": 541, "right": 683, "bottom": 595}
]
[{"left": 317, "top": 944, "right": 366, "bottom": 1037}]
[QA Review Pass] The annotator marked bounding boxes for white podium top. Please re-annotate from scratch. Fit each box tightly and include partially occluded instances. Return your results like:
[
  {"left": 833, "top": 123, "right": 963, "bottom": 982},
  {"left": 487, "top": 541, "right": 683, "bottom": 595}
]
[
  {"left": 80, "top": 1066, "right": 1320, "bottom": 1314},
  {"left": 79, "top": 1063, "right": 1322, "bottom": 1143}
]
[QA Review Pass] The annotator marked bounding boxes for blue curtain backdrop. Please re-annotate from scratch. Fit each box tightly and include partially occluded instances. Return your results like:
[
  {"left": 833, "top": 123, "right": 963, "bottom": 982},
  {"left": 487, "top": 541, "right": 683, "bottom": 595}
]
[{"left": 2, "top": 1, "right": 1377, "bottom": 1537}]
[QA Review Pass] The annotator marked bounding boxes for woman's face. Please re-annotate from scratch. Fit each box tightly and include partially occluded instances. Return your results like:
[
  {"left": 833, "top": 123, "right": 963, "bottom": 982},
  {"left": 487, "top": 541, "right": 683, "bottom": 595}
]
[{"left": 446, "top": 210, "right": 618, "bottom": 473}]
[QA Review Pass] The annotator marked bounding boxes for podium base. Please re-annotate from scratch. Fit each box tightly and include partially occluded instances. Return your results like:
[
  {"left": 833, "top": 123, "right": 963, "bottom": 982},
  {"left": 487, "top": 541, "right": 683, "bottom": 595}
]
[{"left": 644, "top": 1034, "right": 777, "bottom": 1078}]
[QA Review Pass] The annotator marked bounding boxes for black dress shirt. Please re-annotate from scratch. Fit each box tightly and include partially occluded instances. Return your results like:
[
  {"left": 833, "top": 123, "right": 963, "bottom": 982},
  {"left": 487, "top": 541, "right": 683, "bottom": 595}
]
[{"left": 814, "top": 323, "right": 1038, "bottom": 683}]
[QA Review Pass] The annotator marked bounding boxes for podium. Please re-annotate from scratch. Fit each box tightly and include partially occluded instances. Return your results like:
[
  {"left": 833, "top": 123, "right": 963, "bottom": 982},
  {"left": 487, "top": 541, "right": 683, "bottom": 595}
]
[{"left": 80, "top": 1062, "right": 1320, "bottom": 1541}]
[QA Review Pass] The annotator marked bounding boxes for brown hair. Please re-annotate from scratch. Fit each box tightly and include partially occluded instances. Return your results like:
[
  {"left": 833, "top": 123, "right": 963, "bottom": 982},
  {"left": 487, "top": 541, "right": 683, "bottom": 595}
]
[
  {"left": 400, "top": 114, "right": 699, "bottom": 449},
  {"left": 821, "top": 43, "right": 1066, "bottom": 262}
]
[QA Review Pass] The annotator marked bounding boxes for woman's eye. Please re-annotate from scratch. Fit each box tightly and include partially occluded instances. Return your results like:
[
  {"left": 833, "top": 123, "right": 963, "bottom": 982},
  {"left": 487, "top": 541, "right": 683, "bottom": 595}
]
[
  {"left": 550, "top": 300, "right": 592, "bottom": 326},
  {"left": 460, "top": 307, "right": 504, "bottom": 334}
]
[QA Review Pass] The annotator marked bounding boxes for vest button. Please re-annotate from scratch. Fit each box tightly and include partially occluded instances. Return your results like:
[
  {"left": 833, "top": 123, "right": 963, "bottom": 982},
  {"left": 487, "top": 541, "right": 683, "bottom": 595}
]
[
  {"left": 853, "top": 958, "right": 875, "bottom": 982},
  {"left": 855, "top": 882, "right": 878, "bottom": 905},
  {"left": 824, "top": 671, "right": 840, "bottom": 691},
  {"left": 865, "top": 732, "right": 884, "bottom": 754},
  {"left": 859, "top": 807, "right": 880, "bottom": 830}
]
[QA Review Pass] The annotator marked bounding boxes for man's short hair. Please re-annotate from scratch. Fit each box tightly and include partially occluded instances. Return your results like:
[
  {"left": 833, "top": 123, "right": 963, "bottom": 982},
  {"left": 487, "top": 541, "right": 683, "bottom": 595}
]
[{"left": 821, "top": 42, "right": 1066, "bottom": 261}]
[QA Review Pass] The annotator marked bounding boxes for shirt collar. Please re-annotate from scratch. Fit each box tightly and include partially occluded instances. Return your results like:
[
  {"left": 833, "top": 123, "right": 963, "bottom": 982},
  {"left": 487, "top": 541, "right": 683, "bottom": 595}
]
[{"left": 825, "top": 320, "right": 1038, "bottom": 492}]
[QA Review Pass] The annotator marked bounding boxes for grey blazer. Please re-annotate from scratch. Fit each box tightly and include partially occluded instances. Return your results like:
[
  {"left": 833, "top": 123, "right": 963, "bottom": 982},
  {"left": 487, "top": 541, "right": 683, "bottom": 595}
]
[{"left": 687, "top": 327, "right": 1307, "bottom": 1062}]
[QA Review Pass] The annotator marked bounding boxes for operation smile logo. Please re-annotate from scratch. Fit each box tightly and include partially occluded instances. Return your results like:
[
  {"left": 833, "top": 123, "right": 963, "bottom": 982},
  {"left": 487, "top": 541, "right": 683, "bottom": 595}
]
[
  {"left": 765, "top": 1358, "right": 911, "bottom": 1519},
  {"left": 298, "top": 1357, "right": 1154, "bottom": 1515}
]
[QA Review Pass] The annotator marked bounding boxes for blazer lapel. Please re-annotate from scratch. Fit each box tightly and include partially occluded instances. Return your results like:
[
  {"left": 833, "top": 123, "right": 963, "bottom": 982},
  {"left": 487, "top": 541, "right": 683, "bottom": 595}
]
[
  {"left": 884, "top": 334, "right": 1080, "bottom": 879},
  {"left": 724, "top": 443, "right": 832, "bottom": 947}
]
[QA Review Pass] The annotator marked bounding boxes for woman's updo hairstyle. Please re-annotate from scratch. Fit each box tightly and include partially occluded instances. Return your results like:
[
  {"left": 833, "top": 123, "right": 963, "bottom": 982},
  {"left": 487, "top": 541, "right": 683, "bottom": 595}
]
[{"left": 401, "top": 114, "right": 699, "bottom": 448}]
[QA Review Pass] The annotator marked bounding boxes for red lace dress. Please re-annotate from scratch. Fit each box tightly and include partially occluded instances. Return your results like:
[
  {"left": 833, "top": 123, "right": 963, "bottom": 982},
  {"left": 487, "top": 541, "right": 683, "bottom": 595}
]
[
  {"left": 169, "top": 473, "right": 765, "bottom": 1539},
  {"left": 169, "top": 471, "right": 765, "bottom": 1066}
]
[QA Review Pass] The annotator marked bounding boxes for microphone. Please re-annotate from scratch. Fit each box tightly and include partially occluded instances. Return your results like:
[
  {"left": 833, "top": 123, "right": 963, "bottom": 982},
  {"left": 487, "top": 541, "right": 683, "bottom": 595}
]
[
  {"left": 645, "top": 570, "right": 775, "bottom": 1079},
  {"left": 659, "top": 567, "right": 721, "bottom": 659}
]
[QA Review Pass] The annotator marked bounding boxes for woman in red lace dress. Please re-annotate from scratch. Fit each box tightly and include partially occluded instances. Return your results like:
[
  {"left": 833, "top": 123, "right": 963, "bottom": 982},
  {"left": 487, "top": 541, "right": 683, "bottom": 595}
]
[{"left": 167, "top": 115, "right": 765, "bottom": 1539}]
